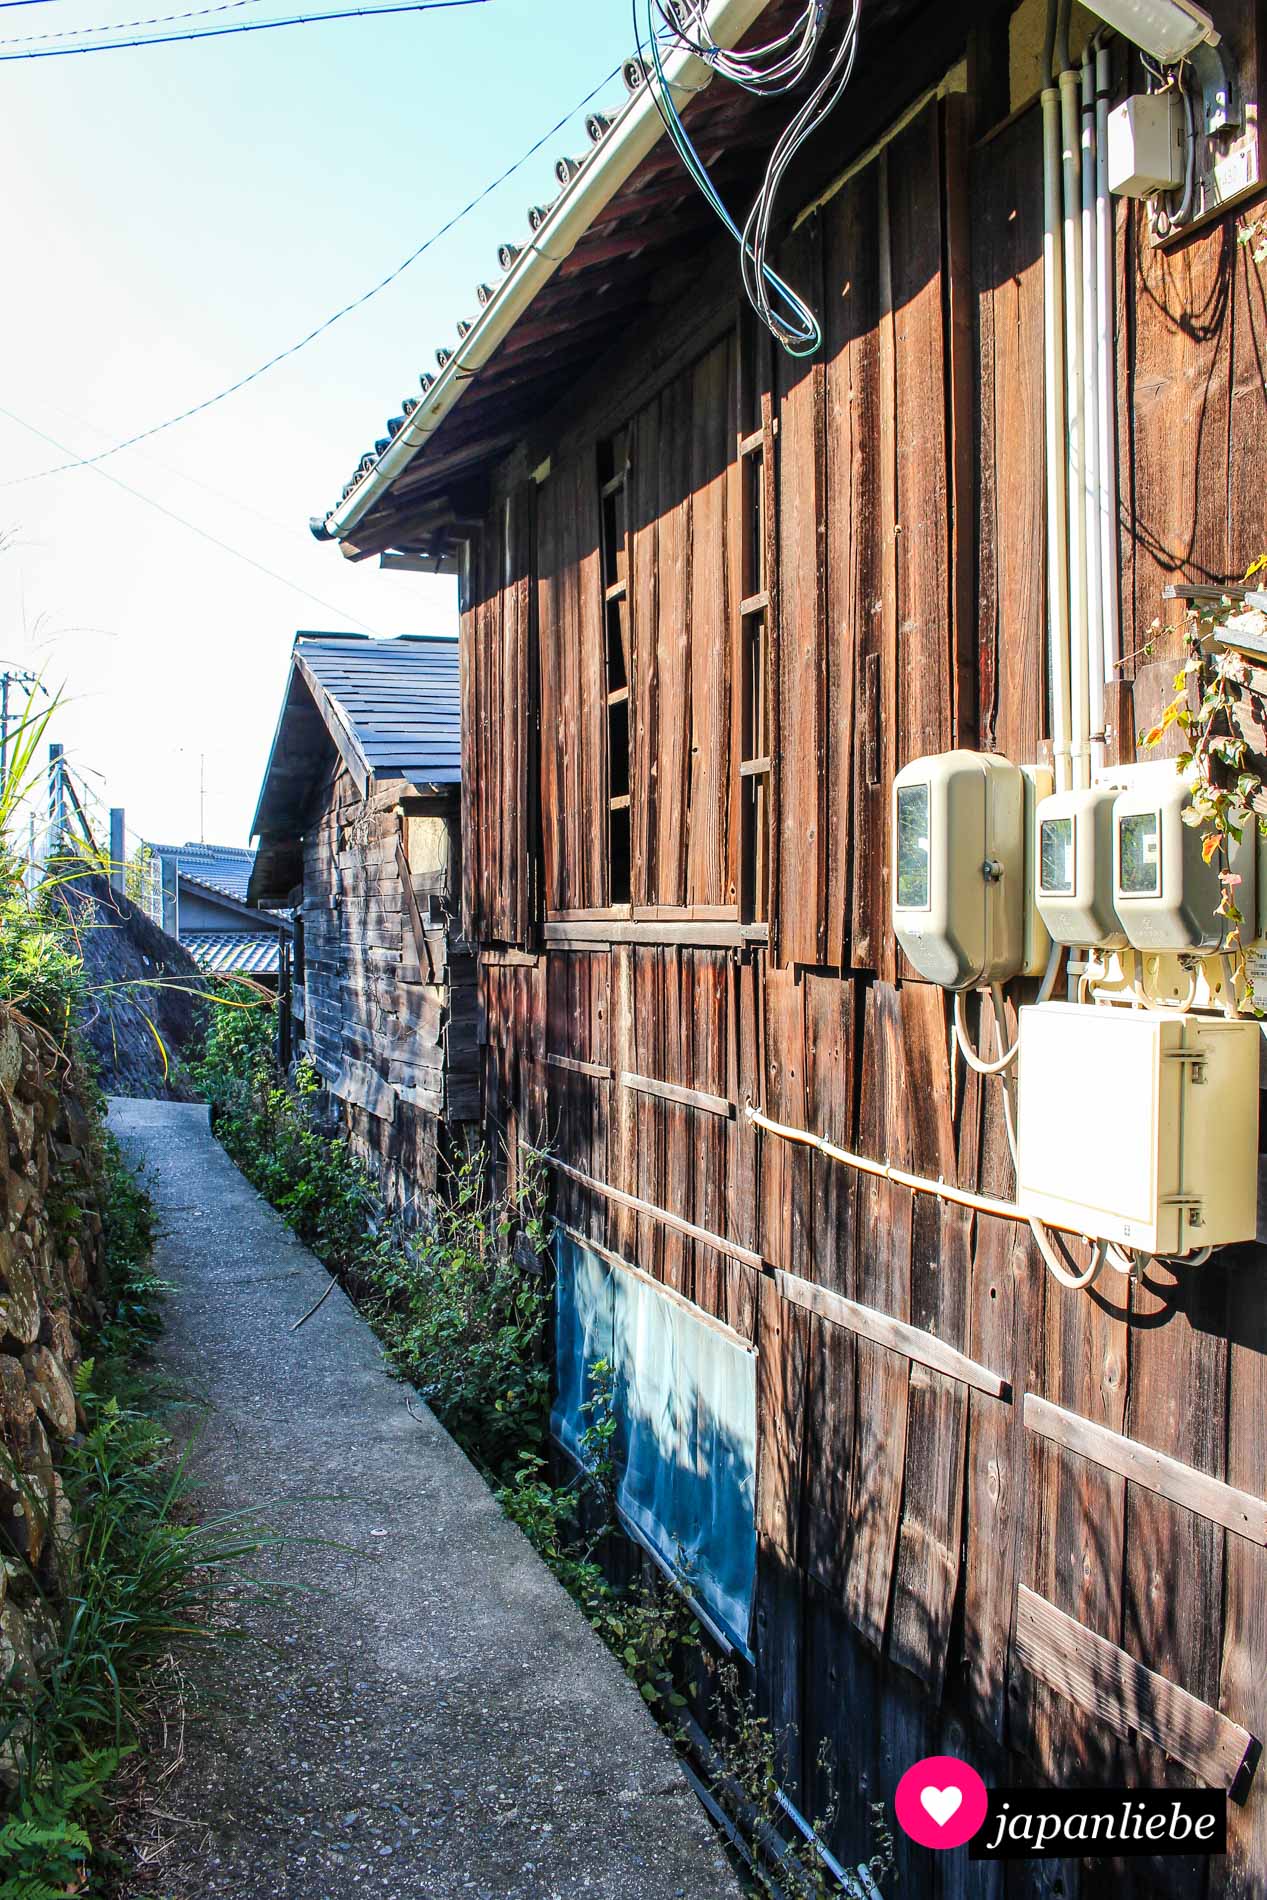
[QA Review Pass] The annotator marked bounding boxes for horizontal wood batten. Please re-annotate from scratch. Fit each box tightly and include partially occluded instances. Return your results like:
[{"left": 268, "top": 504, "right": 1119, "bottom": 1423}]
[
  {"left": 1014, "top": 1587, "right": 1259, "bottom": 1792},
  {"left": 1025, "top": 1395, "right": 1267, "bottom": 1546},
  {"left": 776, "top": 1270, "right": 1010, "bottom": 1400},
  {"left": 556, "top": 1222, "right": 752, "bottom": 1350},
  {"left": 523, "top": 1143, "right": 763, "bottom": 1271},
  {"left": 544, "top": 920, "right": 761, "bottom": 948},
  {"left": 544, "top": 1052, "right": 612, "bottom": 1081},
  {"left": 621, "top": 1071, "right": 735, "bottom": 1118}
]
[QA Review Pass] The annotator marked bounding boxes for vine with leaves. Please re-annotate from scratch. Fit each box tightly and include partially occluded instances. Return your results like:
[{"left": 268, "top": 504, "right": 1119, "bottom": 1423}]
[{"left": 1140, "top": 556, "right": 1267, "bottom": 1012}]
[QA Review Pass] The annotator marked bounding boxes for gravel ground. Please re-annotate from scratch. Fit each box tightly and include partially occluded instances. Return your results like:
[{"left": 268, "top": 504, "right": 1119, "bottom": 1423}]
[{"left": 108, "top": 1098, "right": 739, "bottom": 1900}]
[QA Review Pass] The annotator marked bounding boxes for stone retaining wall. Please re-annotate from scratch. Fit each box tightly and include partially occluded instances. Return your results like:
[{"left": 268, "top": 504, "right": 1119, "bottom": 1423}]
[{"left": 0, "top": 1003, "right": 105, "bottom": 1688}]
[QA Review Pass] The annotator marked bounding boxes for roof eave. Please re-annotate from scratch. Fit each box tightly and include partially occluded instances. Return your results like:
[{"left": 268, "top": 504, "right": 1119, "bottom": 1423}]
[{"left": 316, "top": 0, "right": 776, "bottom": 546}]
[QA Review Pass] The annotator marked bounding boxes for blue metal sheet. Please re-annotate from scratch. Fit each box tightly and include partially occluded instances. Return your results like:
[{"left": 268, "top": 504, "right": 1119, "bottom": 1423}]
[{"left": 551, "top": 1229, "right": 756, "bottom": 1656}]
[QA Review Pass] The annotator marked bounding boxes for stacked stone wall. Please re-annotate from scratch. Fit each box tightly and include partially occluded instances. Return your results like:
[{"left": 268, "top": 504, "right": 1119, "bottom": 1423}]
[{"left": 0, "top": 1003, "right": 106, "bottom": 1686}]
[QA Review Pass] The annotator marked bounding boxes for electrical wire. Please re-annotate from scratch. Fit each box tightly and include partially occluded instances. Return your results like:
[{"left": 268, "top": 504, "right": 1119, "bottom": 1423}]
[
  {"left": 0, "top": 402, "right": 378, "bottom": 631},
  {"left": 3, "top": 61, "right": 624, "bottom": 486},
  {"left": 0, "top": 0, "right": 266, "bottom": 47},
  {"left": 634, "top": 0, "right": 862, "bottom": 355},
  {"left": 0, "top": 0, "right": 482, "bottom": 59}
]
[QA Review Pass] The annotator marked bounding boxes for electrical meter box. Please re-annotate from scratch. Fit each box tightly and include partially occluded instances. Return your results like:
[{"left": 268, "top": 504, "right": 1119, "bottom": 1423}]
[
  {"left": 1112, "top": 762, "right": 1256, "bottom": 954},
  {"left": 1035, "top": 786, "right": 1127, "bottom": 948},
  {"left": 1107, "top": 91, "right": 1186, "bottom": 198},
  {"left": 893, "top": 751, "right": 1044, "bottom": 989},
  {"left": 1017, "top": 1002, "right": 1259, "bottom": 1255}
]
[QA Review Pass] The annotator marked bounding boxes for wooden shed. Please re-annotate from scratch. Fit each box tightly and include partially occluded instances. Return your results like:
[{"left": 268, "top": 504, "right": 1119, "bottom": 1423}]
[
  {"left": 311, "top": 1, "right": 1267, "bottom": 1891},
  {"left": 250, "top": 632, "right": 476, "bottom": 1210}
]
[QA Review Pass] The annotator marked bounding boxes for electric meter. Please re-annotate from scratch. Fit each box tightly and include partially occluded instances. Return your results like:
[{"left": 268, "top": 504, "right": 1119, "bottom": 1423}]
[
  {"left": 1017, "top": 1001, "right": 1259, "bottom": 1255},
  {"left": 1034, "top": 786, "right": 1127, "bottom": 948},
  {"left": 892, "top": 750, "right": 1035, "bottom": 989},
  {"left": 1112, "top": 763, "right": 1256, "bottom": 954}
]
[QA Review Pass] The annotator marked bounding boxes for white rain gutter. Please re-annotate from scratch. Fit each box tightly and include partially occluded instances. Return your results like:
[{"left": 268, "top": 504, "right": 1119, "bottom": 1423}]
[{"left": 320, "top": 0, "right": 775, "bottom": 545}]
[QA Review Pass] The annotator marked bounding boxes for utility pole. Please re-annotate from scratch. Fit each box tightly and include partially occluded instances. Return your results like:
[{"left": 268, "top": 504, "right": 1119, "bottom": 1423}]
[
  {"left": 0, "top": 665, "right": 39, "bottom": 785},
  {"left": 200, "top": 752, "right": 206, "bottom": 844}
]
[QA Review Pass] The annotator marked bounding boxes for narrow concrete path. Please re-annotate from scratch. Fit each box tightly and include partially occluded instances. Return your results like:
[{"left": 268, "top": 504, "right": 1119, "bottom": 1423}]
[{"left": 108, "top": 1100, "right": 739, "bottom": 1900}]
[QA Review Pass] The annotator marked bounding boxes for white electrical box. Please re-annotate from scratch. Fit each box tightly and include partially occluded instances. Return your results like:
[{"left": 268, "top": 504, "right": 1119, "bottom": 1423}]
[
  {"left": 1035, "top": 786, "right": 1127, "bottom": 949},
  {"left": 1017, "top": 1002, "right": 1259, "bottom": 1255},
  {"left": 893, "top": 751, "right": 1042, "bottom": 990},
  {"left": 1112, "top": 762, "right": 1256, "bottom": 954},
  {"left": 1108, "top": 91, "right": 1187, "bottom": 198}
]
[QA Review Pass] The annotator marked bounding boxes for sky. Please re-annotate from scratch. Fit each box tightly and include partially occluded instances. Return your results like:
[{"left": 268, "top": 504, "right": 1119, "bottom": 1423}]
[{"left": 0, "top": 0, "right": 638, "bottom": 849}]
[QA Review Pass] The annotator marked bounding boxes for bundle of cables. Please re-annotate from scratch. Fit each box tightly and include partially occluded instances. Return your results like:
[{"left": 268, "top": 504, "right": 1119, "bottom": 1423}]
[{"left": 633, "top": 0, "right": 862, "bottom": 356}]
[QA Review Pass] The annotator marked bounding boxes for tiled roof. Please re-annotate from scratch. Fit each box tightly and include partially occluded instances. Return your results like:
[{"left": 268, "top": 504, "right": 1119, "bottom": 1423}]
[
  {"left": 296, "top": 633, "right": 461, "bottom": 786},
  {"left": 151, "top": 842, "right": 256, "bottom": 901},
  {"left": 183, "top": 931, "right": 283, "bottom": 977}
]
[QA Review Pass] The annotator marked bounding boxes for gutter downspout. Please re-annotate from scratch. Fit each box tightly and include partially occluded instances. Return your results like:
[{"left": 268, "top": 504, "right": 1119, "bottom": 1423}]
[{"left": 320, "top": 0, "right": 774, "bottom": 545}]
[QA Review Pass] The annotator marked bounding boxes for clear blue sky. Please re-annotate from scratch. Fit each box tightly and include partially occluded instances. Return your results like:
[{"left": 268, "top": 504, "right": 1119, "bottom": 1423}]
[{"left": 0, "top": 0, "right": 637, "bottom": 846}]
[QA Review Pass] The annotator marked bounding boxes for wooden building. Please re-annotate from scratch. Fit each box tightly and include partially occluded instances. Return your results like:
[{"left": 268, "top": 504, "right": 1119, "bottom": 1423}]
[
  {"left": 311, "top": 0, "right": 1267, "bottom": 1891},
  {"left": 250, "top": 632, "right": 476, "bottom": 1210}
]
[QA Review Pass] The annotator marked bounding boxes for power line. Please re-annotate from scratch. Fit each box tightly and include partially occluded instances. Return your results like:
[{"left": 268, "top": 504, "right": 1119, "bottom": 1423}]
[
  {"left": 0, "top": 0, "right": 482, "bottom": 58},
  {"left": 0, "top": 402, "right": 380, "bottom": 631},
  {"left": 4, "top": 60, "right": 622, "bottom": 486},
  {"left": 1, "top": 0, "right": 266, "bottom": 46}
]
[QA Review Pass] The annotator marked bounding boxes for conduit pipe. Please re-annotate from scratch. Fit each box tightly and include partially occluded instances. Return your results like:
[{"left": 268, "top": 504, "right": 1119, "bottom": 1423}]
[
  {"left": 1095, "top": 38, "right": 1122, "bottom": 688},
  {"left": 1081, "top": 51, "right": 1107, "bottom": 773},
  {"left": 1042, "top": 81, "right": 1074, "bottom": 794},
  {"left": 1060, "top": 63, "right": 1091, "bottom": 790},
  {"left": 320, "top": 0, "right": 774, "bottom": 544},
  {"left": 743, "top": 1103, "right": 1084, "bottom": 1235}
]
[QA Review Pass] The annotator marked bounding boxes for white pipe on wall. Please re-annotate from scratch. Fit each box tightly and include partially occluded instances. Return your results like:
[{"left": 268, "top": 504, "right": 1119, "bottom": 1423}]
[
  {"left": 1060, "top": 66, "right": 1091, "bottom": 790},
  {"left": 1043, "top": 86, "right": 1073, "bottom": 796},
  {"left": 1095, "top": 40, "right": 1122, "bottom": 691},
  {"left": 1081, "top": 53, "right": 1106, "bottom": 774}
]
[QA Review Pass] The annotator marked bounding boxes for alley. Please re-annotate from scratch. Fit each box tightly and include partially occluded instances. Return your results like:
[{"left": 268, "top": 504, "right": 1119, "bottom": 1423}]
[{"left": 108, "top": 1098, "right": 738, "bottom": 1900}]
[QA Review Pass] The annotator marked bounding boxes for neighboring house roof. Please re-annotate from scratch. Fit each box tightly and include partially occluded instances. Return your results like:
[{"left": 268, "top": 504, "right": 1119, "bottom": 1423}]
[
  {"left": 151, "top": 841, "right": 258, "bottom": 902},
  {"left": 183, "top": 930, "right": 283, "bottom": 977},
  {"left": 249, "top": 632, "right": 460, "bottom": 900},
  {"left": 311, "top": 0, "right": 898, "bottom": 561}
]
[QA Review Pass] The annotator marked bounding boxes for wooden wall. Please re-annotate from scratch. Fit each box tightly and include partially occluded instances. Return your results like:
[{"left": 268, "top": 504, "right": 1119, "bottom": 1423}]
[
  {"left": 295, "top": 758, "right": 477, "bottom": 1212},
  {"left": 460, "top": 14, "right": 1267, "bottom": 1892}
]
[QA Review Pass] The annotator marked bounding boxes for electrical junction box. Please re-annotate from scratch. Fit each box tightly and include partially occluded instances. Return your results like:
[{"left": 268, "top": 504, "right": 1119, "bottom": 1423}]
[
  {"left": 1035, "top": 786, "right": 1128, "bottom": 949},
  {"left": 1108, "top": 91, "right": 1187, "bottom": 197},
  {"left": 1017, "top": 1002, "right": 1260, "bottom": 1255},
  {"left": 1112, "top": 762, "right": 1256, "bottom": 954},
  {"left": 892, "top": 751, "right": 1048, "bottom": 990}
]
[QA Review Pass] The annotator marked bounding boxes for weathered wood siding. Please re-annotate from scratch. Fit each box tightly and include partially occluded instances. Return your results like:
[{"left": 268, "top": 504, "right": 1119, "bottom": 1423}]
[
  {"left": 460, "top": 11, "right": 1267, "bottom": 1891},
  {"left": 295, "top": 758, "right": 477, "bottom": 1210}
]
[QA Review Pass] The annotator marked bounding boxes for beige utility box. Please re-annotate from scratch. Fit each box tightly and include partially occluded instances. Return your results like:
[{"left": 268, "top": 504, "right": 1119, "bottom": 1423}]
[
  {"left": 893, "top": 751, "right": 1045, "bottom": 989},
  {"left": 1112, "top": 762, "right": 1256, "bottom": 954},
  {"left": 1017, "top": 1001, "right": 1259, "bottom": 1255},
  {"left": 1107, "top": 91, "right": 1186, "bottom": 198},
  {"left": 1036, "top": 785, "right": 1128, "bottom": 949}
]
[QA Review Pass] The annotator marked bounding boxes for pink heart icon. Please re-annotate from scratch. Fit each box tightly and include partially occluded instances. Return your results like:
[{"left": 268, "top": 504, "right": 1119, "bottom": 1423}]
[{"left": 895, "top": 1756, "right": 988, "bottom": 1850}]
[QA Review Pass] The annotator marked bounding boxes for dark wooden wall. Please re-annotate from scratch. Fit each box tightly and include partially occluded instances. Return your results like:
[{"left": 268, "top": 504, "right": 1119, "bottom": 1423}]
[
  {"left": 295, "top": 759, "right": 477, "bottom": 1211},
  {"left": 460, "top": 9, "right": 1267, "bottom": 1891}
]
